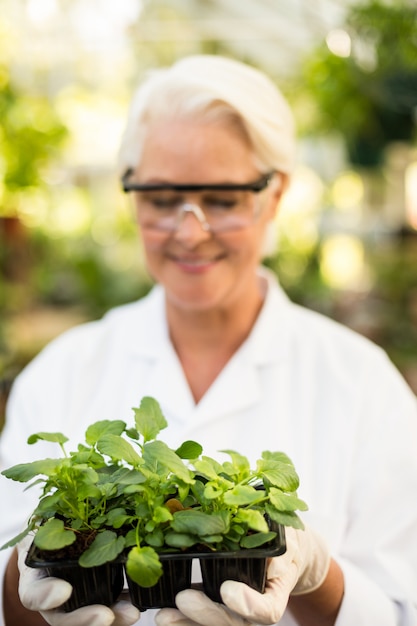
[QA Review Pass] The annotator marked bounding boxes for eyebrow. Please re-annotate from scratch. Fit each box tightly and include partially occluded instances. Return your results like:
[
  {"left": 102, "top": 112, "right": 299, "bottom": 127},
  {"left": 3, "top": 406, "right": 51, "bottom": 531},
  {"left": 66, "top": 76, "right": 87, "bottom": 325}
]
[{"left": 121, "top": 170, "right": 275, "bottom": 193}]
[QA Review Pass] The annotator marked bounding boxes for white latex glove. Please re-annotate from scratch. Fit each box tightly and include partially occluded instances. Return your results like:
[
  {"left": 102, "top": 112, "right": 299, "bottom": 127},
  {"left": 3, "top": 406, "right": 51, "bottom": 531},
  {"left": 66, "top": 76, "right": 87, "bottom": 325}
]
[
  {"left": 17, "top": 537, "right": 140, "bottom": 626},
  {"left": 155, "top": 525, "right": 331, "bottom": 626}
]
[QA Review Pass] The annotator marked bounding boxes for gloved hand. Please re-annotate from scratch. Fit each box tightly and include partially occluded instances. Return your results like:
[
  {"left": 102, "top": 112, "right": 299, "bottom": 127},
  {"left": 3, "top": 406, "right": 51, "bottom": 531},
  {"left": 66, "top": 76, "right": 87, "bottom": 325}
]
[
  {"left": 155, "top": 524, "right": 331, "bottom": 626},
  {"left": 17, "top": 537, "right": 140, "bottom": 626}
]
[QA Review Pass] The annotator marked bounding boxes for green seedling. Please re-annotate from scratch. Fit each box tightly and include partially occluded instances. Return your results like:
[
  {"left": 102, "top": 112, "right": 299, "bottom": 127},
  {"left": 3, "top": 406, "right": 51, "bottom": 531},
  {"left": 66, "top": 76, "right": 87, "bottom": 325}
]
[{"left": 1, "top": 396, "right": 307, "bottom": 588}]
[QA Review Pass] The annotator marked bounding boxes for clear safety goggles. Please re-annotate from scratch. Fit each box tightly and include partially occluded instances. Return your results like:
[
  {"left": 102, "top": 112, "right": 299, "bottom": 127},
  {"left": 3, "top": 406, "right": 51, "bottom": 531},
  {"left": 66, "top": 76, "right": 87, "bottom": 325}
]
[{"left": 122, "top": 169, "right": 275, "bottom": 234}]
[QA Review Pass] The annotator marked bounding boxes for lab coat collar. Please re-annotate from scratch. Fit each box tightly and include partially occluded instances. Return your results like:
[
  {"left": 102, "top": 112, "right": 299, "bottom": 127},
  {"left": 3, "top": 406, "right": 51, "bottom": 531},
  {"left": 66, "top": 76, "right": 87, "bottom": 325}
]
[
  {"left": 116, "top": 269, "right": 294, "bottom": 421},
  {"left": 245, "top": 267, "right": 293, "bottom": 366}
]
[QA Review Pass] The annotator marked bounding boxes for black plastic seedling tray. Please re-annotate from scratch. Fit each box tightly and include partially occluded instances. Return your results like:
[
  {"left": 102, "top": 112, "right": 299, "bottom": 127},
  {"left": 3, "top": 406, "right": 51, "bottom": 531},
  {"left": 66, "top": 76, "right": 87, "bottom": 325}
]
[{"left": 26, "top": 523, "right": 286, "bottom": 611}]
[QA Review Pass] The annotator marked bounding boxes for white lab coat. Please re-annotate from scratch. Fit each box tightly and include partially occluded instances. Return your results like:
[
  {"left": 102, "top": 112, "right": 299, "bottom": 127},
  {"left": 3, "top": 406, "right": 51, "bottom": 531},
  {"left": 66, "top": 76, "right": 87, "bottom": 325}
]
[{"left": 1, "top": 269, "right": 417, "bottom": 626}]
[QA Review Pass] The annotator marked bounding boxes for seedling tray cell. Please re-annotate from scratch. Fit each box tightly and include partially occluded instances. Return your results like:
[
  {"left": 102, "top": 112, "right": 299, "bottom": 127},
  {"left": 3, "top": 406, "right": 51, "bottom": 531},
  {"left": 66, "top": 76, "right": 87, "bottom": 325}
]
[
  {"left": 126, "top": 558, "right": 192, "bottom": 610},
  {"left": 26, "top": 544, "right": 124, "bottom": 612}
]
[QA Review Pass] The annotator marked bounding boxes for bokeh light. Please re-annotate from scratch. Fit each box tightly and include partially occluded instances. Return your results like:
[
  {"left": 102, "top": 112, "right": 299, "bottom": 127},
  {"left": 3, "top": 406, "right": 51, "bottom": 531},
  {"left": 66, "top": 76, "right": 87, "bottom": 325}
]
[
  {"left": 320, "top": 234, "right": 367, "bottom": 290},
  {"left": 331, "top": 171, "right": 364, "bottom": 212},
  {"left": 326, "top": 29, "right": 351, "bottom": 57},
  {"left": 55, "top": 88, "right": 127, "bottom": 167},
  {"left": 278, "top": 165, "right": 324, "bottom": 253},
  {"left": 405, "top": 161, "right": 417, "bottom": 230}
]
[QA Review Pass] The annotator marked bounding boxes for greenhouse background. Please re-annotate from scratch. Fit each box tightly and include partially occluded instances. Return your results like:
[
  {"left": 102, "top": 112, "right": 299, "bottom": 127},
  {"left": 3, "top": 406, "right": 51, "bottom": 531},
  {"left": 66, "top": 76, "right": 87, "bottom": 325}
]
[{"left": 1, "top": 0, "right": 417, "bottom": 428}]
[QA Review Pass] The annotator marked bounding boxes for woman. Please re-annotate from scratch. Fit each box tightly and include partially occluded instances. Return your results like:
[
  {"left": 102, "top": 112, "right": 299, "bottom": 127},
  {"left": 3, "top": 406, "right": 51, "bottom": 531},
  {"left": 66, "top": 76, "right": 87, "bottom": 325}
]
[{"left": 1, "top": 55, "right": 417, "bottom": 626}]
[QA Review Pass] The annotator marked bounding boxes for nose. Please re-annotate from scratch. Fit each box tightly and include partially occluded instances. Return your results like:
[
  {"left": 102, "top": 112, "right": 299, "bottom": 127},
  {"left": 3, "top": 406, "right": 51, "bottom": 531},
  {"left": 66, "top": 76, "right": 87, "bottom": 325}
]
[
  {"left": 177, "top": 204, "right": 210, "bottom": 231},
  {"left": 173, "top": 203, "right": 212, "bottom": 246}
]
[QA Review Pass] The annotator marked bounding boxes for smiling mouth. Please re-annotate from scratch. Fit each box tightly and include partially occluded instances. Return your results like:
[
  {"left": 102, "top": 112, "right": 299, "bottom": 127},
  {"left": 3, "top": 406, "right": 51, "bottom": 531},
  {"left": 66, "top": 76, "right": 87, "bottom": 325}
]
[{"left": 168, "top": 253, "right": 225, "bottom": 271}]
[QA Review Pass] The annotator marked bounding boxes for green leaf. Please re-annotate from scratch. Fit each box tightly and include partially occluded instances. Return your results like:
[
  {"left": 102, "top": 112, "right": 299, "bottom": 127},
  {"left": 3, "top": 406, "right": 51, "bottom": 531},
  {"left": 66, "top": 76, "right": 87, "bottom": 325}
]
[
  {"left": 125, "top": 428, "right": 139, "bottom": 440},
  {"left": 164, "top": 532, "right": 198, "bottom": 549},
  {"left": 223, "top": 486, "right": 264, "bottom": 506},
  {"left": 171, "top": 510, "right": 229, "bottom": 536},
  {"left": 262, "top": 468, "right": 299, "bottom": 492},
  {"left": 77, "top": 483, "right": 102, "bottom": 501},
  {"left": 122, "top": 484, "right": 145, "bottom": 497},
  {"left": 262, "top": 450, "right": 295, "bottom": 465},
  {"left": 265, "top": 504, "right": 305, "bottom": 530},
  {"left": 203, "top": 483, "right": 224, "bottom": 500},
  {"left": 34, "top": 518, "right": 76, "bottom": 550},
  {"left": 91, "top": 516, "right": 107, "bottom": 529},
  {"left": 85, "top": 420, "right": 126, "bottom": 446},
  {"left": 193, "top": 457, "right": 225, "bottom": 481},
  {"left": 224, "top": 526, "right": 244, "bottom": 544},
  {"left": 71, "top": 519, "right": 84, "bottom": 530},
  {"left": 175, "top": 440, "right": 203, "bottom": 460},
  {"left": 222, "top": 538, "right": 240, "bottom": 551},
  {"left": 106, "top": 508, "right": 132, "bottom": 529},
  {"left": 106, "top": 508, "right": 127, "bottom": 522},
  {"left": 34, "top": 493, "right": 62, "bottom": 516},
  {"left": 97, "top": 434, "right": 142, "bottom": 465},
  {"left": 2, "top": 459, "right": 61, "bottom": 483},
  {"left": 200, "top": 534, "right": 223, "bottom": 544},
  {"left": 74, "top": 464, "right": 98, "bottom": 481},
  {"left": 27, "top": 432, "right": 68, "bottom": 446},
  {"left": 97, "top": 482, "right": 118, "bottom": 499},
  {"left": 126, "top": 545, "right": 163, "bottom": 587},
  {"left": 124, "top": 529, "right": 137, "bottom": 547},
  {"left": 230, "top": 523, "right": 246, "bottom": 537},
  {"left": 135, "top": 502, "right": 151, "bottom": 518},
  {"left": 240, "top": 531, "right": 277, "bottom": 549},
  {"left": 70, "top": 449, "right": 106, "bottom": 467},
  {"left": 268, "top": 489, "right": 309, "bottom": 512},
  {"left": 176, "top": 482, "right": 191, "bottom": 503},
  {"left": 79, "top": 530, "right": 125, "bottom": 567},
  {"left": 220, "top": 450, "right": 250, "bottom": 474},
  {"left": 153, "top": 506, "right": 173, "bottom": 524},
  {"left": 68, "top": 466, "right": 100, "bottom": 500},
  {"left": 133, "top": 397, "right": 167, "bottom": 443},
  {"left": 144, "top": 528, "right": 164, "bottom": 547},
  {"left": 234, "top": 509, "right": 269, "bottom": 533},
  {"left": 143, "top": 441, "right": 194, "bottom": 484},
  {"left": 191, "top": 480, "right": 207, "bottom": 504},
  {"left": 109, "top": 467, "right": 146, "bottom": 486},
  {"left": 257, "top": 456, "right": 300, "bottom": 492}
]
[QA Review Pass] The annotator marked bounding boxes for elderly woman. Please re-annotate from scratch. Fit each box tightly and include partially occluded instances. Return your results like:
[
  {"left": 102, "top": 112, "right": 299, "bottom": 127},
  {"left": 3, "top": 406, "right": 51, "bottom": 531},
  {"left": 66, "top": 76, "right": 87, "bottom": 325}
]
[{"left": 1, "top": 55, "right": 417, "bottom": 626}]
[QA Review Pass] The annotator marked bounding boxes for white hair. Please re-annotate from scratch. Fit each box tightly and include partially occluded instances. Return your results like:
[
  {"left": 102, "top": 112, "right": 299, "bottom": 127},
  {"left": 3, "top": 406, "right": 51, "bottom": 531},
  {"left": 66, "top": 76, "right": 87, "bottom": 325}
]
[{"left": 118, "top": 55, "right": 296, "bottom": 177}]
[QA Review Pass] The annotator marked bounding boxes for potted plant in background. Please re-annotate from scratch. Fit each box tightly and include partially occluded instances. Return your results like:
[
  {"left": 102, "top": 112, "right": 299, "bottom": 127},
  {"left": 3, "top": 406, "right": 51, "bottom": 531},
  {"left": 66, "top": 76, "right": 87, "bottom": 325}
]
[{"left": 1, "top": 396, "right": 308, "bottom": 611}]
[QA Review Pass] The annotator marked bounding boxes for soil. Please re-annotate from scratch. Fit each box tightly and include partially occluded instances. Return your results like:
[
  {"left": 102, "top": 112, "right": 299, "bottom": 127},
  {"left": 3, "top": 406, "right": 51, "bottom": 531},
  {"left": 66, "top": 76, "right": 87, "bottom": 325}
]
[{"left": 35, "top": 528, "right": 99, "bottom": 561}]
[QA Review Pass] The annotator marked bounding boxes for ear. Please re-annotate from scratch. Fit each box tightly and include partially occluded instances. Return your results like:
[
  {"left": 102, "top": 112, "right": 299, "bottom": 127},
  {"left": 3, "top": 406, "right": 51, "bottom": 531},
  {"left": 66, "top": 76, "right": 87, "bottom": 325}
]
[
  {"left": 264, "top": 172, "right": 289, "bottom": 220},
  {"left": 130, "top": 194, "right": 139, "bottom": 221}
]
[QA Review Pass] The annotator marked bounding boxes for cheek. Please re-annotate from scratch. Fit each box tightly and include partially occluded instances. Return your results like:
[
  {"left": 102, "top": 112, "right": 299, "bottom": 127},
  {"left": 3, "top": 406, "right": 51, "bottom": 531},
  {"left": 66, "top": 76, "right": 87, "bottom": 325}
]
[
  {"left": 140, "top": 231, "right": 166, "bottom": 256},
  {"left": 225, "top": 226, "right": 268, "bottom": 261},
  {"left": 138, "top": 233, "right": 167, "bottom": 279}
]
